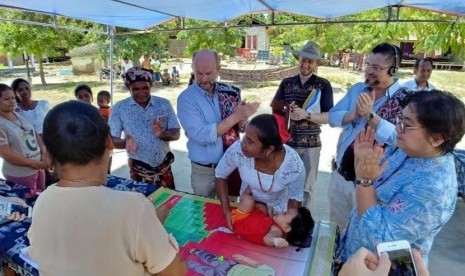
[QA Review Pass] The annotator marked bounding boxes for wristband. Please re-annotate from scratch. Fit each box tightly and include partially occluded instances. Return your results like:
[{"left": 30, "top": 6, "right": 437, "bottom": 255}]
[
  {"left": 355, "top": 179, "right": 374, "bottom": 187},
  {"left": 366, "top": 111, "right": 375, "bottom": 121},
  {"left": 306, "top": 112, "right": 312, "bottom": 121}
]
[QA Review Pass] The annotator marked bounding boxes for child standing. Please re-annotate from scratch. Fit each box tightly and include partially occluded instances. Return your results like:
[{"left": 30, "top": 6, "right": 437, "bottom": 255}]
[
  {"left": 97, "top": 90, "right": 112, "bottom": 173},
  {"left": 97, "top": 90, "right": 112, "bottom": 122}
]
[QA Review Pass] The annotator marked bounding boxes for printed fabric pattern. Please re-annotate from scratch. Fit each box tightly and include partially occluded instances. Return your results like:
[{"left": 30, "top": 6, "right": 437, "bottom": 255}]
[
  {"left": 217, "top": 83, "right": 241, "bottom": 149},
  {"left": 341, "top": 147, "right": 457, "bottom": 264},
  {"left": 271, "top": 74, "right": 333, "bottom": 148}
]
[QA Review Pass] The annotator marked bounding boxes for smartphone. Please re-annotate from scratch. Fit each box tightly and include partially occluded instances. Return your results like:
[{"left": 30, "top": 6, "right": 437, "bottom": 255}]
[
  {"left": 156, "top": 115, "right": 168, "bottom": 127},
  {"left": 0, "top": 200, "right": 32, "bottom": 218},
  {"left": 376, "top": 240, "right": 418, "bottom": 276}
]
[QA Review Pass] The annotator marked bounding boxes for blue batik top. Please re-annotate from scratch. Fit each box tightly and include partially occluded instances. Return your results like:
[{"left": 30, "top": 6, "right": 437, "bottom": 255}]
[{"left": 341, "top": 147, "right": 457, "bottom": 265}]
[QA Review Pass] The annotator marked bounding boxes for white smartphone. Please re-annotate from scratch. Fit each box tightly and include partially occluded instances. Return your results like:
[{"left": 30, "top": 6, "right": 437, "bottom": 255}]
[
  {"left": 0, "top": 200, "right": 32, "bottom": 218},
  {"left": 156, "top": 115, "right": 168, "bottom": 126},
  {"left": 376, "top": 240, "right": 418, "bottom": 276}
]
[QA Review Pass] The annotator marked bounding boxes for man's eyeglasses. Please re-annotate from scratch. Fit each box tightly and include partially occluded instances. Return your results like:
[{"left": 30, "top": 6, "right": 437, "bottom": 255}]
[
  {"left": 363, "top": 62, "right": 389, "bottom": 73},
  {"left": 395, "top": 114, "right": 422, "bottom": 134}
]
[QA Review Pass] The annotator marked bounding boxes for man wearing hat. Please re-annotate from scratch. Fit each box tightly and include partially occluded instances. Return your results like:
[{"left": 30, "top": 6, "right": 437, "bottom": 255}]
[
  {"left": 109, "top": 67, "right": 180, "bottom": 189},
  {"left": 271, "top": 41, "right": 334, "bottom": 212}
]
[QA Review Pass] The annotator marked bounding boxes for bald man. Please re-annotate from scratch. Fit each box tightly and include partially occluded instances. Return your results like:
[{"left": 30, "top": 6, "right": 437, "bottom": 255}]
[{"left": 177, "top": 50, "right": 259, "bottom": 197}]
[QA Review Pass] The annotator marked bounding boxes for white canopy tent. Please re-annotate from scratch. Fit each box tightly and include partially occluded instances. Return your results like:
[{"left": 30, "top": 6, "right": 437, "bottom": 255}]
[
  {"left": 1, "top": 0, "right": 464, "bottom": 30},
  {"left": 1, "top": 0, "right": 464, "bottom": 97}
]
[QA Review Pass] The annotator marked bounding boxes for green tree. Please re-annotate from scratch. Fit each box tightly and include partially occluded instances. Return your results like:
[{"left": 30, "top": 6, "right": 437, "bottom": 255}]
[
  {"left": 86, "top": 22, "right": 175, "bottom": 67},
  {"left": 177, "top": 20, "right": 246, "bottom": 58},
  {"left": 0, "top": 10, "right": 85, "bottom": 85},
  {"left": 267, "top": 7, "right": 465, "bottom": 59}
]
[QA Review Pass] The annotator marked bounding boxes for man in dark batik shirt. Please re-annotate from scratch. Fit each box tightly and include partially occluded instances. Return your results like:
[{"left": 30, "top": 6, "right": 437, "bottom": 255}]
[{"left": 271, "top": 41, "right": 334, "bottom": 212}]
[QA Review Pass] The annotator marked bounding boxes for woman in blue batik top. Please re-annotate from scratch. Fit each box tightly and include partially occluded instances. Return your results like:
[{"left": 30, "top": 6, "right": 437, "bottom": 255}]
[{"left": 341, "top": 90, "right": 465, "bottom": 266}]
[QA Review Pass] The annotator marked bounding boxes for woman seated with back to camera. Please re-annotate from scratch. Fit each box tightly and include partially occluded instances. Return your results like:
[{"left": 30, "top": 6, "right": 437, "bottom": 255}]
[
  {"left": 27, "top": 100, "right": 186, "bottom": 275},
  {"left": 215, "top": 114, "right": 307, "bottom": 229},
  {"left": 340, "top": 90, "right": 465, "bottom": 265}
]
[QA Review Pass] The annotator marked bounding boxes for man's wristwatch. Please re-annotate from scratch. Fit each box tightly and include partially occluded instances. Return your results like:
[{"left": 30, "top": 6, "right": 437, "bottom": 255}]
[
  {"left": 366, "top": 111, "right": 375, "bottom": 121},
  {"left": 306, "top": 112, "right": 312, "bottom": 121},
  {"left": 355, "top": 179, "right": 374, "bottom": 187}
]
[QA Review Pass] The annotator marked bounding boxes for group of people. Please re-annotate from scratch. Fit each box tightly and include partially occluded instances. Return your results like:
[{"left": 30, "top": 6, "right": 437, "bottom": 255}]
[
  {"left": 140, "top": 54, "right": 180, "bottom": 86},
  {"left": 0, "top": 39, "right": 461, "bottom": 276}
]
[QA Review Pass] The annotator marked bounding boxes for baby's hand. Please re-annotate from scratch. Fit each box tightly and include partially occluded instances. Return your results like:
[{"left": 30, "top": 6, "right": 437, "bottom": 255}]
[{"left": 273, "top": 238, "right": 289, "bottom": 248}]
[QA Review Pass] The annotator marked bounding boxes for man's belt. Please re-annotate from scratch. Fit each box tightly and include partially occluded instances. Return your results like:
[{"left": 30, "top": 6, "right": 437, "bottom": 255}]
[{"left": 192, "top": 161, "right": 217, "bottom": 168}]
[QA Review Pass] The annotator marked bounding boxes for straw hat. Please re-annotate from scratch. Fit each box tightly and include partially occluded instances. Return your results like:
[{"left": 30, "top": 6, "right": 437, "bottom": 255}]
[{"left": 291, "top": 41, "right": 329, "bottom": 64}]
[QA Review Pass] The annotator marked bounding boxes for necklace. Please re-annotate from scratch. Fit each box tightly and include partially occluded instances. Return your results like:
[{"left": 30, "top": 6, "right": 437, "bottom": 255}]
[
  {"left": 256, "top": 170, "right": 275, "bottom": 192},
  {"left": 254, "top": 152, "right": 277, "bottom": 171},
  {"left": 2, "top": 112, "right": 26, "bottom": 131},
  {"left": 58, "top": 178, "right": 106, "bottom": 187},
  {"left": 254, "top": 153, "right": 277, "bottom": 192}
]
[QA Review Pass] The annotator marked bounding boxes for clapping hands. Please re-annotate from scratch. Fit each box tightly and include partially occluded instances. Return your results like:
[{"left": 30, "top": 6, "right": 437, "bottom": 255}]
[
  {"left": 354, "top": 126, "right": 385, "bottom": 181},
  {"left": 356, "top": 91, "right": 374, "bottom": 118},
  {"left": 234, "top": 101, "right": 259, "bottom": 122}
]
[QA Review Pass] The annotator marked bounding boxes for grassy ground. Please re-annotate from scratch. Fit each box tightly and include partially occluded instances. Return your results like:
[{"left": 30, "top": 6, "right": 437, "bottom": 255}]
[{"left": 0, "top": 63, "right": 464, "bottom": 108}]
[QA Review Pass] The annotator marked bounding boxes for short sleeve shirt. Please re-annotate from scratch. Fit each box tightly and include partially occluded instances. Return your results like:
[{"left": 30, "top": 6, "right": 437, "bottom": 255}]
[
  {"left": 216, "top": 141, "right": 305, "bottom": 214},
  {"left": 273, "top": 74, "right": 334, "bottom": 148},
  {"left": 17, "top": 100, "right": 50, "bottom": 134},
  {"left": 0, "top": 112, "right": 40, "bottom": 177},
  {"left": 109, "top": 96, "right": 180, "bottom": 167}
]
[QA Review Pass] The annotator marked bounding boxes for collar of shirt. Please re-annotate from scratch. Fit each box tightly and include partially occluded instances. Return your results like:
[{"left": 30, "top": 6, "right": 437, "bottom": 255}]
[
  {"left": 128, "top": 96, "right": 154, "bottom": 109},
  {"left": 193, "top": 82, "right": 218, "bottom": 98},
  {"left": 414, "top": 79, "right": 431, "bottom": 90}
]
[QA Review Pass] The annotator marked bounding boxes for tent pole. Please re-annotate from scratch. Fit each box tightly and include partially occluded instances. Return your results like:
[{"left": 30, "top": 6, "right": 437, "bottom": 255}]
[{"left": 109, "top": 25, "right": 115, "bottom": 105}]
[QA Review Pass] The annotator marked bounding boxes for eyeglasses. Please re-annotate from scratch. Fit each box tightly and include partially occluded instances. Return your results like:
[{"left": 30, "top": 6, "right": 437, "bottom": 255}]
[
  {"left": 363, "top": 62, "right": 389, "bottom": 72},
  {"left": 395, "top": 114, "right": 422, "bottom": 134}
]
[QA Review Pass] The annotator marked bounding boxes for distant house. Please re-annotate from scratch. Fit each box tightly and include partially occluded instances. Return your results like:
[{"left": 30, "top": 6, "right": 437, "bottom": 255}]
[
  {"left": 0, "top": 55, "right": 28, "bottom": 67},
  {"left": 168, "top": 38, "right": 187, "bottom": 58},
  {"left": 398, "top": 37, "right": 464, "bottom": 70},
  {"left": 237, "top": 19, "right": 270, "bottom": 59},
  {"left": 68, "top": 43, "right": 100, "bottom": 75}
]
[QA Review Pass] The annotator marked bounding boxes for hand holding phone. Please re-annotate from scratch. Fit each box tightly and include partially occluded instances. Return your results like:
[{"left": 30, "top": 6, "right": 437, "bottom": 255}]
[
  {"left": 339, "top": 247, "right": 391, "bottom": 276},
  {"left": 156, "top": 115, "right": 168, "bottom": 128},
  {"left": 0, "top": 200, "right": 32, "bottom": 219},
  {"left": 376, "top": 240, "right": 418, "bottom": 276}
]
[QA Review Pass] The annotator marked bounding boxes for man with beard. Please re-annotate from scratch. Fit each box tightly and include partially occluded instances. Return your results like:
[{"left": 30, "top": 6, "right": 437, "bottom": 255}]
[
  {"left": 270, "top": 41, "right": 334, "bottom": 213},
  {"left": 177, "top": 50, "right": 259, "bottom": 197},
  {"left": 109, "top": 67, "right": 180, "bottom": 189},
  {"left": 402, "top": 58, "right": 436, "bottom": 91},
  {"left": 327, "top": 43, "right": 406, "bottom": 232}
]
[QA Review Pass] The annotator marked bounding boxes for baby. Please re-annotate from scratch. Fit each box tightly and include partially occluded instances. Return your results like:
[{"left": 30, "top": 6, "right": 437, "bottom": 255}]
[
  {"left": 231, "top": 186, "right": 314, "bottom": 247},
  {"left": 97, "top": 90, "right": 112, "bottom": 122}
]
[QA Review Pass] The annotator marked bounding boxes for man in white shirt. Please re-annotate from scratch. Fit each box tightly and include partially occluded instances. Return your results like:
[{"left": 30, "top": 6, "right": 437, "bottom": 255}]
[
  {"left": 401, "top": 58, "right": 436, "bottom": 91},
  {"left": 121, "top": 57, "right": 133, "bottom": 76}
]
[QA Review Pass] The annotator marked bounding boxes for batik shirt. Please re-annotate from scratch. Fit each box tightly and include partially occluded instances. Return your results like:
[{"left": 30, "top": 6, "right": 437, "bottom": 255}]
[
  {"left": 340, "top": 147, "right": 457, "bottom": 264},
  {"left": 272, "top": 74, "right": 333, "bottom": 148},
  {"left": 177, "top": 82, "right": 241, "bottom": 165},
  {"left": 109, "top": 96, "right": 180, "bottom": 167}
]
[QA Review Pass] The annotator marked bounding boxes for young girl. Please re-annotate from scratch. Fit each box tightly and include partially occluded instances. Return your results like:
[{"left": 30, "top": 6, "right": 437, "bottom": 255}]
[{"left": 74, "top": 84, "right": 93, "bottom": 104}]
